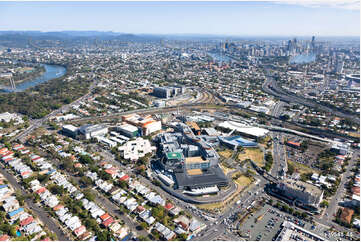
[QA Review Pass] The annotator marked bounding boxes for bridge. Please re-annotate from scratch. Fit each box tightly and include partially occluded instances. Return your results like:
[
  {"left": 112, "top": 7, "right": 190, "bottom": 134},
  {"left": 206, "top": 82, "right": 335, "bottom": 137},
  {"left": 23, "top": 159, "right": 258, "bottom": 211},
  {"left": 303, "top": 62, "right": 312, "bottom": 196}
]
[
  {"left": 258, "top": 124, "right": 334, "bottom": 144},
  {"left": 0, "top": 73, "right": 16, "bottom": 91}
]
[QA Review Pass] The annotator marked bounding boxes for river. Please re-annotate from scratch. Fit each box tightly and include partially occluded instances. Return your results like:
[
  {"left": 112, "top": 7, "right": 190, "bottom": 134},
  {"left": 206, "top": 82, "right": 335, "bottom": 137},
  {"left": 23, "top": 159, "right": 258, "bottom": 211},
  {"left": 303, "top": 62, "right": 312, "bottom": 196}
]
[
  {"left": 289, "top": 54, "right": 316, "bottom": 64},
  {"left": 207, "top": 52, "right": 234, "bottom": 64},
  {"left": 0, "top": 63, "right": 67, "bottom": 93}
]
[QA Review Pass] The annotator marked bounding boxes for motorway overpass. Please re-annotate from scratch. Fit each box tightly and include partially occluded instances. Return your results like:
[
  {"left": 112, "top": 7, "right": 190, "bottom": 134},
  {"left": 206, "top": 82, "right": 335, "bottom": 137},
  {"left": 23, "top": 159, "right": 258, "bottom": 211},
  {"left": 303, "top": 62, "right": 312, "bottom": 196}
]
[
  {"left": 258, "top": 124, "right": 334, "bottom": 144},
  {"left": 262, "top": 75, "right": 360, "bottom": 124}
]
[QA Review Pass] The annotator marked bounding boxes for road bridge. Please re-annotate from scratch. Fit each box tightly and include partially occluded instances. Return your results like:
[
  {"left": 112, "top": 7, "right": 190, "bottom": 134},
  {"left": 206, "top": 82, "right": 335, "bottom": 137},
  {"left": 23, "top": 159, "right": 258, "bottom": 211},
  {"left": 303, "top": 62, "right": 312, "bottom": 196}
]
[{"left": 258, "top": 124, "right": 334, "bottom": 144}]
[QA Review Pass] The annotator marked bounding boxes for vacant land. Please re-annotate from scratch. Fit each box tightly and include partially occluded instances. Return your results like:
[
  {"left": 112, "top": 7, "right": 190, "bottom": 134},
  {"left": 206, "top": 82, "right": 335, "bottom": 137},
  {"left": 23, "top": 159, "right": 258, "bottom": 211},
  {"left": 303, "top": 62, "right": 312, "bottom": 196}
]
[
  {"left": 219, "top": 163, "right": 235, "bottom": 175},
  {"left": 287, "top": 159, "right": 318, "bottom": 175},
  {"left": 233, "top": 173, "right": 253, "bottom": 189},
  {"left": 197, "top": 173, "right": 253, "bottom": 212},
  {"left": 238, "top": 148, "right": 264, "bottom": 167},
  {"left": 219, "top": 149, "right": 233, "bottom": 159}
]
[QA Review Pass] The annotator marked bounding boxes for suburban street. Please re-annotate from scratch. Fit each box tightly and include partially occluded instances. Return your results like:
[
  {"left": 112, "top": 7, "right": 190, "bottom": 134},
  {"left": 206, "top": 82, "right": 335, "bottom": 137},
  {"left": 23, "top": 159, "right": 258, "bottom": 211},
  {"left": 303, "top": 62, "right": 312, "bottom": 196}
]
[
  {"left": 0, "top": 165, "right": 69, "bottom": 241},
  {"left": 319, "top": 149, "right": 360, "bottom": 227}
]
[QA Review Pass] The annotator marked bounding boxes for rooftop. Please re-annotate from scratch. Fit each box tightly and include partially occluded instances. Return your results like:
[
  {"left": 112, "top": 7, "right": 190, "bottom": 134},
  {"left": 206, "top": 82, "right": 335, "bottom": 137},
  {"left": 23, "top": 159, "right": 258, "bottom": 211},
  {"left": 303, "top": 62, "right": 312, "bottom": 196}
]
[
  {"left": 185, "top": 156, "right": 208, "bottom": 164},
  {"left": 186, "top": 169, "right": 203, "bottom": 176},
  {"left": 166, "top": 152, "right": 182, "bottom": 160},
  {"left": 283, "top": 179, "right": 323, "bottom": 197}
]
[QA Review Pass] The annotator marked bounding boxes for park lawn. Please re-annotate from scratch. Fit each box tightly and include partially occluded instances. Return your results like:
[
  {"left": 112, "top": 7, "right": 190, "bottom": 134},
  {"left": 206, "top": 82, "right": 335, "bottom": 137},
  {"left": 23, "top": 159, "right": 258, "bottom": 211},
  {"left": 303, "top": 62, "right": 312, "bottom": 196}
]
[
  {"left": 219, "top": 163, "right": 235, "bottom": 175},
  {"left": 196, "top": 201, "right": 224, "bottom": 211},
  {"left": 233, "top": 174, "right": 253, "bottom": 190},
  {"left": 238, "top": 147, "right": 264, "bottom": 167},
  {"left": 218, "top": 149, "right": 233, "bottom": 159},
  {"left": 287, "top": 160, "right": 317, "bottom": 175}
]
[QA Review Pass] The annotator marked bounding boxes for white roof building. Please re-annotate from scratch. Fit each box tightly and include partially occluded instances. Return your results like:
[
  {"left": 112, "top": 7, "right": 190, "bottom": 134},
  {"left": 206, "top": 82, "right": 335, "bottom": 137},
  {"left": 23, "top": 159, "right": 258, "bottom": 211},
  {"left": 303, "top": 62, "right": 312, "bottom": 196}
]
[
  {"left": 217, "top": 121, "right": 269, "bottom": 138},
  {"left": 118, "top": 137, "right": 156, "bottom": 161}
]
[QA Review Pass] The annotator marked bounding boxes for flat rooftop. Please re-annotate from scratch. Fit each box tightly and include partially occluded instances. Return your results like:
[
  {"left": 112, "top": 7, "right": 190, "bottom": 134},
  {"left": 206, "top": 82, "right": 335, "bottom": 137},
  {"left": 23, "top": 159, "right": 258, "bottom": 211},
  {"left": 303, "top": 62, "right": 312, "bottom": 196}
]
[
  {"left": 186, "top": 121, "right": 200, "bottom": 131},
  {"left": 276, "top": 221, "right": 325, "bottom": 241},
  {"left": 284, "top": 179, "right": 323, "bottom": 197},
  {"left": 175, "top": 166, "right": 228, "bottom": 189},
  {"left": 185, "top": 156, "right": 208, "bottom": 164},
  {"left": 166, "top": 152, "right": 182, "bottom": 160},
  {"left": 187, "top": 169, "right": 203, "bottom": 176}
]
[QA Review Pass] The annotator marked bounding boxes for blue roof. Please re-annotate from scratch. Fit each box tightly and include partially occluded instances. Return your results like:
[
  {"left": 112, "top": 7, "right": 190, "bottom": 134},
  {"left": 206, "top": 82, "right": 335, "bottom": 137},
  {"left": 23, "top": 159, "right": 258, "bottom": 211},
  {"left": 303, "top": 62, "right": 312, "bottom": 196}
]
[
  {"left": 121, "top": 234, "right": 130, "bottom": 241},
  {"left": 0, "top": 184, "right": 8, "bottom": 189},
  {"left": 8, "top": 207, "right": 24, "bottom": 217},
  {"left": 219, "top": 136, "right": 257, "bottom": 147},
  {"left": 47, "top": 169, "right": 56, "bottom": 174}
]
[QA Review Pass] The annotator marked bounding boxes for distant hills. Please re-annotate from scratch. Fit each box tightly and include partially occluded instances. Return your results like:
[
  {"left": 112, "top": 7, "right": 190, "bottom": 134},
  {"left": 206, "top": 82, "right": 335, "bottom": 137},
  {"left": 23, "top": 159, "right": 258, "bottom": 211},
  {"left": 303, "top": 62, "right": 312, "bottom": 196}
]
[
  {"left": 0, "top": 31, "right": 358, "bottom": 48},
  {"left": 0, "top": 31, "right": 165, "bottom": 48}
]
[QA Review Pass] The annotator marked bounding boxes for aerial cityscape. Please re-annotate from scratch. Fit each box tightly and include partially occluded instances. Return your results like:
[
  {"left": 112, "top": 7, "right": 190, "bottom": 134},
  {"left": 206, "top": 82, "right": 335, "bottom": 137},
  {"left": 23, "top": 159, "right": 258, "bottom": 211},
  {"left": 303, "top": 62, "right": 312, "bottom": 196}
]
[{"left": 0, "top": 0, "right": 359, "bottom": 241}]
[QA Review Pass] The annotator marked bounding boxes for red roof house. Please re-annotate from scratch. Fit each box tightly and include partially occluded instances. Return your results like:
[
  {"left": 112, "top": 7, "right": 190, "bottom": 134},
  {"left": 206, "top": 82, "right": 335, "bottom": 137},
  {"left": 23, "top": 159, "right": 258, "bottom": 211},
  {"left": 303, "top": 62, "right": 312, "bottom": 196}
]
[
  {"left": 164, "top": 202, "right": 175, "bottom": 211},
  {"left": 100, "top": 213, "right": 111, "bottom": 221},
  {"left": 20, "top": 216, "right": 34, "bottom": 227},
  {"left": 119, "top": 174, "right": 129, "bottom": 181},
  {"left": 74, "top": 225, "right": 86, "bottom": 237},
  {"left": 36, "top": 187, "right": 46, "bottom": 194},
  {"left": 102, "top": 217, "right": 114, "bottom": 227},
  {"left": 0, "top": 235, "right": 10, "bottom": 241},
  {"left": 53, "top": 204, "right": 64, "bottom": 211}
]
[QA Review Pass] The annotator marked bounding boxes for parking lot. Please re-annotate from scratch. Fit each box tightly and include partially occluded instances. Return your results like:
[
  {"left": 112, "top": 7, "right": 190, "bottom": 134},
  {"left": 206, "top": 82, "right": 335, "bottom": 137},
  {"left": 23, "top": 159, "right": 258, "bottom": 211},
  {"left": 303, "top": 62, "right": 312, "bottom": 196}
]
[{"left": 239, "top": 204, "right": 344, "bottom": 241}]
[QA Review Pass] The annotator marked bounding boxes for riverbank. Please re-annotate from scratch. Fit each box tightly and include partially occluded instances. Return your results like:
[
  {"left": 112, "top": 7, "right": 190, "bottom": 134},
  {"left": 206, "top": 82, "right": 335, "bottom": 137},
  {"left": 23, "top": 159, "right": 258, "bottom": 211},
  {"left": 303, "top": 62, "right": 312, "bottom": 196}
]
[
  {"left": 0, "top": 64, "right": 66, "bottom": 93},
  {"left": 0, "top": 62, "right": 92, "bottom": 119},
  {"left": 12, "top": 66, "right": 46, "bottom": 84}
]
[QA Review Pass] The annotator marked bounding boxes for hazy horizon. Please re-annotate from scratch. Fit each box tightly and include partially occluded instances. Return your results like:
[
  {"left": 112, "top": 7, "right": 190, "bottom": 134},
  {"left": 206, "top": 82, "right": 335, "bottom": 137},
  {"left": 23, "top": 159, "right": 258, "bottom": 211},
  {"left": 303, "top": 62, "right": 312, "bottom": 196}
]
[{"left": 0, "top": 1, "right": 359, "bottom": 37}]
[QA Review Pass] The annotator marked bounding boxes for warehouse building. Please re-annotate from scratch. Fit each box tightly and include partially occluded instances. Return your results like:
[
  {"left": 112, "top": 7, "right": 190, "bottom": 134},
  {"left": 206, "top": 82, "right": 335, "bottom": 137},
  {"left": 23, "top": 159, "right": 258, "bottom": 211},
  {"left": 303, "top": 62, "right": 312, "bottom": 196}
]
[
  {"left": 116, "top": 123, "right": 139, "bottom": 138},
  {"left": 276, "top": 221, "right": 325, "bottom": 241},
  {"left": 79, "top": 124, "right": 108, "bottom": 140},
  {"left": 62, "top": 125, "right": 79, "bottom": 138}
]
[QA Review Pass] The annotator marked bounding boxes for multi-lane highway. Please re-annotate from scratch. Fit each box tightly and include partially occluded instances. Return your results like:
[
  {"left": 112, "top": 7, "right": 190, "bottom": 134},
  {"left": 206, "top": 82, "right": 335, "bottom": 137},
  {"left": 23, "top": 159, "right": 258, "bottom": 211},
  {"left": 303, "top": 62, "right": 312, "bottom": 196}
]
[{"left": 262, "top": 74, "right": 360, "bottom": 124}]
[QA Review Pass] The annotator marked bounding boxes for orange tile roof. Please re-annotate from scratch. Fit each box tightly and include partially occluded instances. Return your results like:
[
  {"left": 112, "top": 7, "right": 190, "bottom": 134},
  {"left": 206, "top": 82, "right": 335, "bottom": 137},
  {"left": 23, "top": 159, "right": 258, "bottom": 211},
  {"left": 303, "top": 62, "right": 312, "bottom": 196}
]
[{"left": 340, "top": 208, "right": 354, "bottom": 224}]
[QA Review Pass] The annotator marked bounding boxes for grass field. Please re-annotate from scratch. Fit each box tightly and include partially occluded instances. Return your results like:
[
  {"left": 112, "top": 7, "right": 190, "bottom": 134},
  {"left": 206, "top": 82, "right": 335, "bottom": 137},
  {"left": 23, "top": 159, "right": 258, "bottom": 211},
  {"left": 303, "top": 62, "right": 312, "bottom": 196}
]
[
  {"left": 287, "top": 160, "right": 318, "bottom": 175},
  {"left": 238, "top": 148, "right": 264, "bottom": 167},
  {"left": 218, "top": 149, "right": 233, "bottom": 159},
  {"left": 219, "top": 163, "right": 235, "bottom": 175},
  {"left": 197, "top": 173, "right": 253, "bottom": 212},
  {"left": 233, "top": 173, "right": 253, "bottom": 189}
]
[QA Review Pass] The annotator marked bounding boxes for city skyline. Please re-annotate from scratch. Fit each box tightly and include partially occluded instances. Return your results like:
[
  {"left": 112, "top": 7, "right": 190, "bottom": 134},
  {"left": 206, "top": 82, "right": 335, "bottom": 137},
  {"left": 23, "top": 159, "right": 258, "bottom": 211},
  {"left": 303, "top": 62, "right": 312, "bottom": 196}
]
[{"left": 0, "top": 1, "right": 359, "bottom": 37}]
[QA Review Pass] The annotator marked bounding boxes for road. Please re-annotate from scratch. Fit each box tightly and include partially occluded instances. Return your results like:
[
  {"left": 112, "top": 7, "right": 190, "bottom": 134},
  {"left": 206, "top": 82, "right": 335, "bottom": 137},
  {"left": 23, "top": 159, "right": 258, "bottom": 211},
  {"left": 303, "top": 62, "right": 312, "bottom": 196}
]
[
  {"left": 270, "top": 132, "right": 287, "bottom": 178},
  {"left": 93, "top": 191, "right": 150, "bottom": 238},
  {"left": 195, "top": 176, "right": 267, "bottom": 241},
  {"left": 270, "top": 101, "right": 287, "bottom": 177},
  {"left": 320, "top": 149, "right": 360, "bottom": 226},
  {"left": 37, "top": 149, "right": 151, "bottom": 239},
  {"left": 99, "top": 149, "right": 212, "bottom": 226},
  {"left": 262, "top": 74, "right": 360, "bottom": 124},
  {"left": 0, "top": 165, "right": 69, "bottom": 241},
  {"left": 12, "top": 80, "right": 97, "bottom": 143}
]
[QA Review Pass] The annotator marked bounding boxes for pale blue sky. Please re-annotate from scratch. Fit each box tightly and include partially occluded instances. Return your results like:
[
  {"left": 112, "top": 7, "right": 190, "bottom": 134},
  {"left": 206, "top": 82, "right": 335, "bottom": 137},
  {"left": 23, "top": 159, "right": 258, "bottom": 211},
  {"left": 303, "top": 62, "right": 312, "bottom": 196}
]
[{"left": 0, "top": 1, "right": 359, "bottom": 36}]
